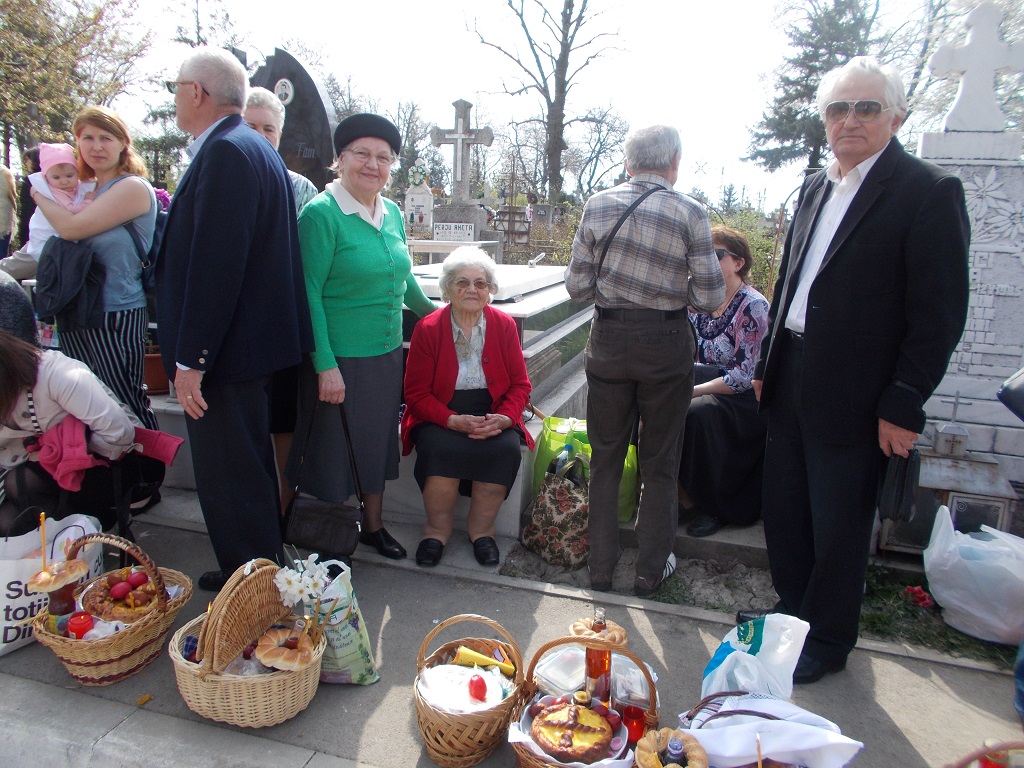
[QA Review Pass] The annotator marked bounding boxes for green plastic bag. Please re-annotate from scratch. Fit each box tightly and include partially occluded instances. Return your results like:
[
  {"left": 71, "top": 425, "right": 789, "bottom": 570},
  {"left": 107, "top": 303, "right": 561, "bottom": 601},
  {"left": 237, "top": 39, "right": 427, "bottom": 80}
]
[{"left": 532, "top": 416, "right": 638, "bottom": 523}]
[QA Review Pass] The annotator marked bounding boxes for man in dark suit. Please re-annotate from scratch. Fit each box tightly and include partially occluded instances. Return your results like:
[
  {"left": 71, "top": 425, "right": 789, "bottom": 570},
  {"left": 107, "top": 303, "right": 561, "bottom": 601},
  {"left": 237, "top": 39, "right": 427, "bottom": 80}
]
[
  {"left": 157, "top": 48, "right": 312, "bottom": 591},
  {"left": 751, "top": 56, "right": 970, "bottom": 683}
]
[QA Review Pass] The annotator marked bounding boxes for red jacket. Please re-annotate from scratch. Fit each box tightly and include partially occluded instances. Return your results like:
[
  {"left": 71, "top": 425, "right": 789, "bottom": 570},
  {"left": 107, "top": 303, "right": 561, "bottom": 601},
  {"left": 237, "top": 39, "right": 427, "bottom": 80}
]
[{"left": 401, "top": 304, "right": 535, "bottom": 456}]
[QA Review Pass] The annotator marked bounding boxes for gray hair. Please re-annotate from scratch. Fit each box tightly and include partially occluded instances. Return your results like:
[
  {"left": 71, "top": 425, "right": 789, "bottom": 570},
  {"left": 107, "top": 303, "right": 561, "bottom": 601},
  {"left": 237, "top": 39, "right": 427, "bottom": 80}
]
[
  {"left": 438, "top": 246, "right": 499, "bottom": 303},
  {"left": 245, "top": 87, "right": 285, "bottom": 130},
  {"left": 180, "top": 47, "right": 247, "bottom": 110},
  {"left": 624, "top": 125, "right": 681, "bottom": 173},
  {"left": 817, "top": 56, "right": 908, "bottom": 120}
]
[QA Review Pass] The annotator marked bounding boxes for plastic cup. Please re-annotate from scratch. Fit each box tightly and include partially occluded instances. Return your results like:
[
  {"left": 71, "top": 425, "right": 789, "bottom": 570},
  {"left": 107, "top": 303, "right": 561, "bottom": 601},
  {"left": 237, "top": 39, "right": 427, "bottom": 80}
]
[
  {"left": 66, "top": 611, "right": 94, "bottom": 639},
  {"left": 622, "top": 705, "right": 646, "bottom": 743}
]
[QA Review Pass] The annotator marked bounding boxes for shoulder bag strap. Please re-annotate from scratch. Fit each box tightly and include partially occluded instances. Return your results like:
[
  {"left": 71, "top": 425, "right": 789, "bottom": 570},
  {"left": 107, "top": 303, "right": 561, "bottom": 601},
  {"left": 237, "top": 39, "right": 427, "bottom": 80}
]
[
  {"left": 288, "top": 398, "right": 365, "bottom": 512},
  {"left": 595, "top": 186, "right": 664, "bottom": 279}
]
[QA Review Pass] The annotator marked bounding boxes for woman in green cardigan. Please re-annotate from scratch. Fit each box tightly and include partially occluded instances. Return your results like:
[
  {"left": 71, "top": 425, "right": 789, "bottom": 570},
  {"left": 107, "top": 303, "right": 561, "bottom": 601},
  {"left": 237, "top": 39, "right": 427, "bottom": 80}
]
[{"left": 286, "top": 114, "right": 435, "bottom": 561}]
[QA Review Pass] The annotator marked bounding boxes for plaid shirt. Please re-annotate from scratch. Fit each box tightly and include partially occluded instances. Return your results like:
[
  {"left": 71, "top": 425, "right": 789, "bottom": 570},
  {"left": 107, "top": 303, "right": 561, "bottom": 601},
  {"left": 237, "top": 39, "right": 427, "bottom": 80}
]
[{"left": 566, "top": 173, "right": 724, "bottom": 313}]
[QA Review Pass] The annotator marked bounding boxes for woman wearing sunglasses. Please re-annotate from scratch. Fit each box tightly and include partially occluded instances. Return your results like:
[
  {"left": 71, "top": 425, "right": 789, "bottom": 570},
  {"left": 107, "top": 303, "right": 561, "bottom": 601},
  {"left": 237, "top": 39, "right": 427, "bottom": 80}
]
[{"left": 678, "top": 225, "right": 769, "bottom": 538}]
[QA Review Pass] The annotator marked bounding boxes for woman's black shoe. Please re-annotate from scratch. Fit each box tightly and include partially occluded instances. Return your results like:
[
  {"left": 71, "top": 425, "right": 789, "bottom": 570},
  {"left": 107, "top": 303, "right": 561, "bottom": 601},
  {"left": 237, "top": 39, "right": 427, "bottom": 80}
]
[
  {"left": 416, "top": 538, "right": 444, "bottom": 567},
  {"left": 686, "top": 512, "right": 723, "bottom": 538},
  {"left": 471, "top": 536, "right": 500, "bottom": 566},
  {"left": 359, "top": 526, "right": 407, "bottom": 559}
]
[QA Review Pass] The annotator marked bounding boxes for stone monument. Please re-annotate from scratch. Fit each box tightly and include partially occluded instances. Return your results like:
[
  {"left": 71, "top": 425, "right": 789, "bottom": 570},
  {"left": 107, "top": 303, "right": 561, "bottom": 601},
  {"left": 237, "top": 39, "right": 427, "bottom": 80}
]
[
  {"left": 430, "top": 99, "right": 495, "bottom": 241},
  {"left": 404, "top": 159, "right": 434, "bottom": 238},
  {"left": 250, "top": 47, "right": 336, "bottom": 190},
  {"left": 920, "top": 2, "right": 1024, "bottom": 484}
]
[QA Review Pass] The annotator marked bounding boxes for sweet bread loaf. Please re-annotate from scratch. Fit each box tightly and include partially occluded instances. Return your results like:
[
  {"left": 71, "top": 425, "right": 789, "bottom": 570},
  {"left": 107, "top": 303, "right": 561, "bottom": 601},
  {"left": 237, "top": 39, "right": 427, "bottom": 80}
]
[
  {"left": 569, "top": 617, "right": 628, "bottom": 647},
  {"left": 255, "top": 627, "right": 314, "bottom": 671},
  {"left": 530, "top": 702, "right": 613, "bottom": 764}
]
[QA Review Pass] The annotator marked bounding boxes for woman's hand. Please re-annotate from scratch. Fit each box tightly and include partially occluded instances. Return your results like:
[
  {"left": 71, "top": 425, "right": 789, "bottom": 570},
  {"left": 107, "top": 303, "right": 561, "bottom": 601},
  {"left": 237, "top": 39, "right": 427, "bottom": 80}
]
[
  {"left": 446, "top": 412, "right": 512, "bottom": 439},
  {"left": 318, "top": 367, "right": 345, "bottom": 404}
]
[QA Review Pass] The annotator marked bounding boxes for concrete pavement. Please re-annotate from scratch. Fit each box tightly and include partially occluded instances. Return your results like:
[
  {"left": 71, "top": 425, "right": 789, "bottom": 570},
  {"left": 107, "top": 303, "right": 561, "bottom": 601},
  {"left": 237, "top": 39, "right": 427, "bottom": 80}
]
[{"left": 0, "top": 489, "right": 1019, "bottom": 768}]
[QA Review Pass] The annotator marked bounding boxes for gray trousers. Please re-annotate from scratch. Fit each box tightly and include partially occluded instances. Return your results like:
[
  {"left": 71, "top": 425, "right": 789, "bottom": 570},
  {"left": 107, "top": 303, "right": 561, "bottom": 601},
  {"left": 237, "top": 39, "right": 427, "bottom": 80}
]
[{"left": 584, "top": 313, "right": 694, "bottom": 581}]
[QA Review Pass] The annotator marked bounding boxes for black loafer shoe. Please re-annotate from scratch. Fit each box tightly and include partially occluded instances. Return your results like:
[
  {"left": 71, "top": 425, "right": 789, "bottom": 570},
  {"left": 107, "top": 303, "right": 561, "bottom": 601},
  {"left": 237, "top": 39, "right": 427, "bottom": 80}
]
[
  {"left": 686, "top": 512, "right": 723, "bottom": 538},
  {"left": 736, "top": 608, "right": 775, "bottom": 625},
  {"left": 360, "top": 526, "right": 407, "bottom": 559},
  {"left": 471, "top": 536, "right": 500, "bottom": 566},
  {"left": 198, "top": 570, "right": 229, "bottom": 592},
  {"left": 416, "top": 538, "right": 444, "bottom": 567},
  {"left": 793, "top": 652, "right": 846, "bottom": 684}
]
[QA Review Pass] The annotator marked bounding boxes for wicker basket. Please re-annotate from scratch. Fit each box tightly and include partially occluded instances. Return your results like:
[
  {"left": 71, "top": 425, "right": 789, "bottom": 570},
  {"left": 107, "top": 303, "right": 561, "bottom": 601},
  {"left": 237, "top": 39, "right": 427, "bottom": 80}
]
[
  {"left": 414, "top": 613, "right": 526, "bottom": 768},
  {"left": 31, "top": 532, "right": 192, "bottom": 686},
  {"left": 168, "top": 558, "right": 326, "bottom": 728},
  {"left": 512, "top": 635, "right": 660, "bottom": 768}
]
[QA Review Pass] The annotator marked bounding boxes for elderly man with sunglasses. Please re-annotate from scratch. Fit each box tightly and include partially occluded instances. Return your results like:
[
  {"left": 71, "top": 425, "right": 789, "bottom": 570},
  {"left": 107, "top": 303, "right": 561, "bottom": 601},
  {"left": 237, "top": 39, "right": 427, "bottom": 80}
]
[{"left": 749, "top": 56, "right": 970, "bottom": 683}]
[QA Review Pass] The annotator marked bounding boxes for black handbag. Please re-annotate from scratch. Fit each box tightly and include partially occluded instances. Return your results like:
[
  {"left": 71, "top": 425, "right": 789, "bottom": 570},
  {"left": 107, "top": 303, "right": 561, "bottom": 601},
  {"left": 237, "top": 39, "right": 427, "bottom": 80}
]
[
  {"left": 282, "top": 401, "right": 363, "bottom": 556},
  {"left": 997, "top": 365, "right": 1024, "bottom": 423},
  {"left": 877, "top": 448, "right": 921, "bottom": 523}
]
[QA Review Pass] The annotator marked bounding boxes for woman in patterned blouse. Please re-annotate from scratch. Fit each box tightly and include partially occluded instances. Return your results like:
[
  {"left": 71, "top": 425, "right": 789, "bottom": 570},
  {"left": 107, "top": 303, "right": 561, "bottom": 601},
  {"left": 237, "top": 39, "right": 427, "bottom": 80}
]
[{"left": 679, "top": 226, "right": 770, "bottom": 538}]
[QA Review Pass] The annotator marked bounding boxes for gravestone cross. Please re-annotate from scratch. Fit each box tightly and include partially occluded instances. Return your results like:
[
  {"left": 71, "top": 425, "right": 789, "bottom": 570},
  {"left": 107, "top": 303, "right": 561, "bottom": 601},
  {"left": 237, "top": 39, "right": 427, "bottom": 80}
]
[
  {"left": 430, "top": 99, "right": 493, "bottom": 204},
  {"left": 928, "top": 2, "right": 1024, "bottom": 131}
]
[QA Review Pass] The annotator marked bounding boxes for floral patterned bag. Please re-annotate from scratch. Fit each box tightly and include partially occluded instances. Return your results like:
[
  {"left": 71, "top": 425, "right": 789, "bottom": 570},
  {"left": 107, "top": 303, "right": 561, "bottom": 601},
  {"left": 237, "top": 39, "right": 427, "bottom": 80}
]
[{"left": 521, "top": 456, "right": 590, "bottom": 570}]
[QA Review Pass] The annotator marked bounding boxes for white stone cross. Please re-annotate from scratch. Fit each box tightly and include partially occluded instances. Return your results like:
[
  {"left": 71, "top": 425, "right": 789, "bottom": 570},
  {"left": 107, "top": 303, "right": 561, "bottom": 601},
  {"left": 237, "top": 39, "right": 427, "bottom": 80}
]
[
  {"left": 928, "top": 2, "right": 1024, "bottom": 132},
  {"left": 430, "top": 99, "right": 494, "bottom": 204}
]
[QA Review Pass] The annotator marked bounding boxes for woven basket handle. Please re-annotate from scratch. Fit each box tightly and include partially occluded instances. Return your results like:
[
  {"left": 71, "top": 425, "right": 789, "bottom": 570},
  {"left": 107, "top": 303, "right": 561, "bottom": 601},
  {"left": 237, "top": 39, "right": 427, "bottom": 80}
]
[
  {"left": 523, "top": 634, "right": 659, "bottom": 730},
  {"left": 196, "top": 558, "right": 279, "bottom": 668},
  {"left": 943, "top": 741, "right": 1024, "bottom": 768},
  {"left": 416, "top": 613, "right": 525, "bottom": 686},
  {"left": 66, "top": 532, "right": 167, "bottom": 613}
]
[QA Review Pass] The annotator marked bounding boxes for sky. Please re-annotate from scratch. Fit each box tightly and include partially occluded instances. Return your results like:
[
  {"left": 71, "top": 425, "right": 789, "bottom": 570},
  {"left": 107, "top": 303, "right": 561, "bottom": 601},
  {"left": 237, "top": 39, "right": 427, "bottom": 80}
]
[{"left": 124, "top": 0, "right": 938, "bottom": 211}]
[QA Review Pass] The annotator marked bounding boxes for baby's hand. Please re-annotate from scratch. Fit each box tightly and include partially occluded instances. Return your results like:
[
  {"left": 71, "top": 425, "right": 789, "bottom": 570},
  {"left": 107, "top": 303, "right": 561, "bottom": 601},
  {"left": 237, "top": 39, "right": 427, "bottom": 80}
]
[{"left": 83, "top": 191, "right": 96, "bottom": 201}]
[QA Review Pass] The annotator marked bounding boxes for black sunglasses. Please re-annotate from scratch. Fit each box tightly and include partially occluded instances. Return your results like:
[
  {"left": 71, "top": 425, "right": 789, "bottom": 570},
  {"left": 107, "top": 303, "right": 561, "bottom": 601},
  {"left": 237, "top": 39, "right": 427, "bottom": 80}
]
[
  {"left": 823, "top": 99, "right": 889, "bottom": 124},
  {"left": 715, "top": 248, "right": 739, "bottom": 261}
]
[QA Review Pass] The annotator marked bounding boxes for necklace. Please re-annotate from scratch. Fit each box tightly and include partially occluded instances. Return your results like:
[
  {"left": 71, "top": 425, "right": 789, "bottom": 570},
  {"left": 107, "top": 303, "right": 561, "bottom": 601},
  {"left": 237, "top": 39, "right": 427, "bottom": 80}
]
[{"left": 712, "top": 283, "right": 743, "bottom": 318}]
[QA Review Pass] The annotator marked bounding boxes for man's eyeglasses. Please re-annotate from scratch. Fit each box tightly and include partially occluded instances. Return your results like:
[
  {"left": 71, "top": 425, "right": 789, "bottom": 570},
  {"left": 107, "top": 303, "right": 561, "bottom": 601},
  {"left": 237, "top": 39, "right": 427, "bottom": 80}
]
[
  {"left": 165, "top": 80, "right": 210, "bottom": 96},
  {"left": 454, "top": 278, "right": 491, "bottom": 291},
  {"left": 823, "top": 99, "right": 890, "bottom": 124},
  {"left": 715, "top": 248, "right": 739, "bottom": 261},
  {"left": 343, "top": 148, "right": 396, "bottom": 167}
]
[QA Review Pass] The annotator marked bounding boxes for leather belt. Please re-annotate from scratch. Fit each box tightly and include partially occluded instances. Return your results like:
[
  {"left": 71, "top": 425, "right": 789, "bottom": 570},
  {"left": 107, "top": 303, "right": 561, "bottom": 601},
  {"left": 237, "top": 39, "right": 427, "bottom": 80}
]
[
  {"left": 595, "top": 307, "right": 686, "bottom": 322},
  {"left": 785, "top": 328, "right": 805, "bottom": 343}
]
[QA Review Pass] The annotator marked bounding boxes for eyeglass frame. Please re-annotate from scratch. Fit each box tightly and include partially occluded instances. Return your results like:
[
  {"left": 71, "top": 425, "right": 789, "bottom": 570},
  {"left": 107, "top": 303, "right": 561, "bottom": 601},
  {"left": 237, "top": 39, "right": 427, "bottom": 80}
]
[
  {"left": 453, "top": 278, "right": 492, "bottom": 291},
  {"left": 166, "top": 80, "right": 210, "bottom": 97},
  {"left": 823, "top": 99, "right": 891, "bottom": 125},
  {"left": 341, "top": 147, "right": 397, "bottom": 167}
]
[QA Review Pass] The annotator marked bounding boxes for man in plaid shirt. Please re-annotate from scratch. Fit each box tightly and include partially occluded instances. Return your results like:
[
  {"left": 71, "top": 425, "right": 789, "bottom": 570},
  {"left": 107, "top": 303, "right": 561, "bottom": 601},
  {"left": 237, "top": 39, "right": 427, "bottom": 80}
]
[{"left": 566, "top": 125, "right": 724, "bottom": 595}]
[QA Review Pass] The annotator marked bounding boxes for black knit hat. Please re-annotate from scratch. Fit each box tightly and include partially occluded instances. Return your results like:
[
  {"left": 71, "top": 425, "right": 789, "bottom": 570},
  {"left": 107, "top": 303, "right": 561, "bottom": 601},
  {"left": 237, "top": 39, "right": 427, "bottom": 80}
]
[
  {"left": 333, "top": 113, "right": 402, "bottom": 157},
  {"left": 0, "top": 272, "right": 39, "bottom": 347}
]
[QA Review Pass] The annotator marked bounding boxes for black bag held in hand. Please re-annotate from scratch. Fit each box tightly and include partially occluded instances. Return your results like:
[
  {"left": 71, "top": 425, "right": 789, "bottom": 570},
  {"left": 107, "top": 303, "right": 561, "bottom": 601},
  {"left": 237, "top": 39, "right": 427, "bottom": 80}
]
[
  {"left": 997, "top": 365, "right": 1024, "bottom": 423},
  {"left": 282, "top": 401, "right": 363, "bottom": 556},
  {"left": 877, "top": 448, "right": 921, "bottom": 523}
]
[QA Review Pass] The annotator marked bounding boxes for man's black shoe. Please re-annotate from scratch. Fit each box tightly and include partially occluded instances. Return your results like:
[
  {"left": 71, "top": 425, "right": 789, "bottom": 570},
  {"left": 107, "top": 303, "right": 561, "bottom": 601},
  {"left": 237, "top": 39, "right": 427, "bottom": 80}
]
[
  {"left": 686, "top": 513, "right": 723, "bottom": 538},
  {"left": 736, "top": 608, "right": 775, "bottom": 624},
  {"left": 793, "top": 652, "right": 846, "bottom": 684},
  {"left": 198, "top": 570, "right": 229, "bottom": 592}
]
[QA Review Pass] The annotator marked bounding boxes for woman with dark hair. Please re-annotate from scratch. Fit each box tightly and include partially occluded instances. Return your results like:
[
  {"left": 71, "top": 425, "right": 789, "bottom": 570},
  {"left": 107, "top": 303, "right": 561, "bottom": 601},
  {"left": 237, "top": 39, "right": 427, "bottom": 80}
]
[
  {"left": 30, "top": 106, "right": 157, "bottom": 429},
  {"left": 678, "top": 225, "right": 770, "bottom": 537}
]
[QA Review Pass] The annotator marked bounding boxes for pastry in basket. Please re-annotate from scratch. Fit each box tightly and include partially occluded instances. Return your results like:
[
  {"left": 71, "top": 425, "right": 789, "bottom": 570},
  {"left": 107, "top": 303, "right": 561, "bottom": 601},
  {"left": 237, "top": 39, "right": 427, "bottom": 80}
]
[
  {"left": 530, "top": 701, "right": 613, "bottom": 764},
  {"left": 636, "top": 728, "right": 708, "bottom": 768},
  {"left": 80, "top": 568, "right": 161, "bottom": 623},
  {"left": 569, "top": 617, "right": 628, "bottom": 648},
  {"left": 255, "top": 627, "right": 314, "bottom": 671},
  {"left": 28, "top": 558, "right": 90, "bottom": 593}
]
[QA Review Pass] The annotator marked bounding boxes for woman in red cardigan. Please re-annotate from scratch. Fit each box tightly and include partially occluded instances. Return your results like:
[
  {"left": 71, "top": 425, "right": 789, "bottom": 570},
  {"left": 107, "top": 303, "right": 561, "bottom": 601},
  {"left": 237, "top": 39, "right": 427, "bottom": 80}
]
[{"left": 401, "top": 247, "right": 534, "bottom": 567}]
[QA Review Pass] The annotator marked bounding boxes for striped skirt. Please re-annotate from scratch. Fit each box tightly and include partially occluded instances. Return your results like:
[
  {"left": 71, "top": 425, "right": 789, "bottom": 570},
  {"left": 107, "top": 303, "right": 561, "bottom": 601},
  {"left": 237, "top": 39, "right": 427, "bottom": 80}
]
[{"left": 59, "top": 307, "right": 158, "bottom": 429}]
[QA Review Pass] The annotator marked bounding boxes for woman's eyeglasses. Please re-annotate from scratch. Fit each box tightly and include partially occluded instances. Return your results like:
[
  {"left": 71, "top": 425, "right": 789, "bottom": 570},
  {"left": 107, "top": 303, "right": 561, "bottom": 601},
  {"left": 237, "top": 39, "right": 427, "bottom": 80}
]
[
  {"left": 823, "top": 100, "right": 890, "bottom": 124},
  {"left": 454, "top": 278, "right": 491, "bottom": 291},
  {"left": 343, "top": 148, "right": 396, "bottom": 167},
  {"left": 715, "top": 248, "right": 739, "bottom": 261}
]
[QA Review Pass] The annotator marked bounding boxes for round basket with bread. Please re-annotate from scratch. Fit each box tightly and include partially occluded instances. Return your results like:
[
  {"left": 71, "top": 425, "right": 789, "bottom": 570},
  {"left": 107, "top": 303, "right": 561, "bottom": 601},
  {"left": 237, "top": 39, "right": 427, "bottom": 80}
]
[{"left": 635, "top": 728, "right": 708, "bottom": 768}]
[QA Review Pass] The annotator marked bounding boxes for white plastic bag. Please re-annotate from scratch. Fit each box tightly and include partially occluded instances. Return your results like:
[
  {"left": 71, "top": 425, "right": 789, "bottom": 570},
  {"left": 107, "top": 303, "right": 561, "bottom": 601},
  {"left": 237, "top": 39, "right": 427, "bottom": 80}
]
[
  {"left": 0, "top": 513, "right": 104, "bottom": 656},
  {"left": 701, "top": 613, "right": 809, "bottom": 700},
  {"left": 923, "top": 505, "right": 1024, "bottom": 645}
]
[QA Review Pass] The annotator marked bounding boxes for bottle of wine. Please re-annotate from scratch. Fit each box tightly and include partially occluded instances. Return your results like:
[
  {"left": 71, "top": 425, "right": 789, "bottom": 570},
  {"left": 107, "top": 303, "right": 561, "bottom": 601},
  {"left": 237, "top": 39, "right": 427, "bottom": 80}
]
[{"left": 584, "top": 606, "right": 611, "bottom": 705}]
